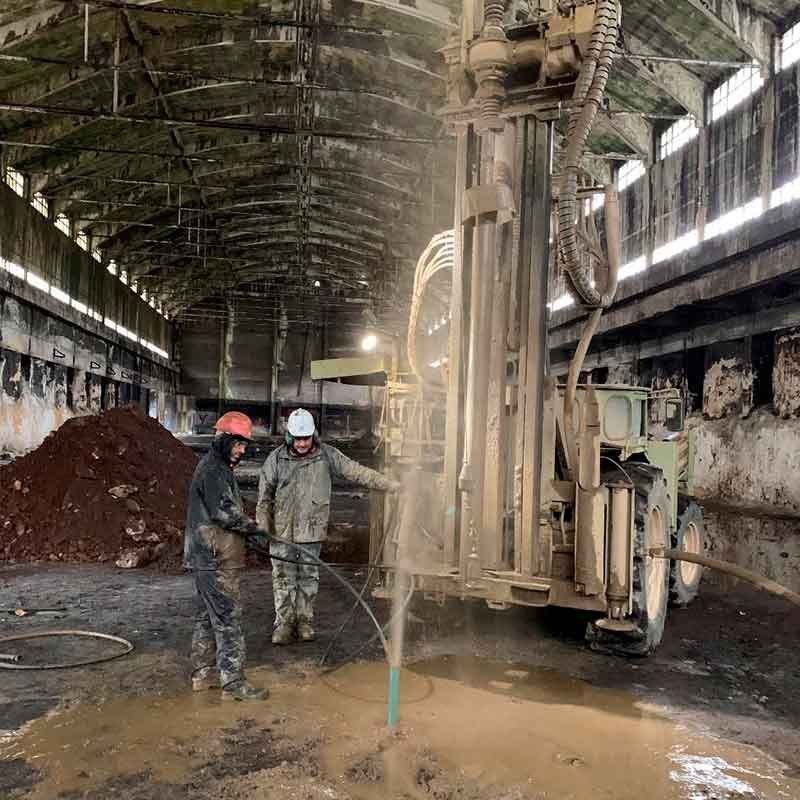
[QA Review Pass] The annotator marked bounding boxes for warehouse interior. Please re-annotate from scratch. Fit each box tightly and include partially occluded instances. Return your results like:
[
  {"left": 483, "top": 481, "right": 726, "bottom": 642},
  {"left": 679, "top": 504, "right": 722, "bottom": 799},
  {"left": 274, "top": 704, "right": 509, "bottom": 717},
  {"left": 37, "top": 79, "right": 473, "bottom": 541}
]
[{"left": 3, "top": 0, "right": 800, "bottom": 798}]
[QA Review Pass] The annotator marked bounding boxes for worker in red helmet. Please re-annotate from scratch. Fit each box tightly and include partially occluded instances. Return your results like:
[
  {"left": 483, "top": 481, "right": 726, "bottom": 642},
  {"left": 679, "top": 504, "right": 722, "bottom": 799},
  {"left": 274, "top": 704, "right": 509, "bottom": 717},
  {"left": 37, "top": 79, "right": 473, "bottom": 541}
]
[{"left": 184, "top": 410, "right": 268, "bottom": 702}]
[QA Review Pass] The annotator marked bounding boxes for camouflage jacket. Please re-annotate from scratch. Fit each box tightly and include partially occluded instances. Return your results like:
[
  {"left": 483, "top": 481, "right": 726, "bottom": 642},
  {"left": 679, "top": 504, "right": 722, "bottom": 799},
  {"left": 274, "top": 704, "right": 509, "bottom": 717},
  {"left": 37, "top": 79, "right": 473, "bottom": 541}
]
[
  {"left": 183, "top": 438, "right": 258, "bottom": 570},
  {"left": 257, "top": 443, "right": 395, "bottom": 544}
]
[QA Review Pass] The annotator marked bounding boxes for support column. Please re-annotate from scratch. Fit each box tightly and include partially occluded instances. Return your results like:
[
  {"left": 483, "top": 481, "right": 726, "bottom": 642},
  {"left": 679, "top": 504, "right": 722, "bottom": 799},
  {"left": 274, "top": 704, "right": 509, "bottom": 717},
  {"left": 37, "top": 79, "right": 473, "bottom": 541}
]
[
  {"left": 761, "top": 66, "right": 776, "bottom": 211},
  {"left": 217, "top": 299, "right": 234, "bottom": 416},
  {"left": 443, "top": 130, "right": 469, "bottom": 568},
  {"left": 517, "top": 119, "right": 553, "bottom": 577},
  {"left": 482, "top": 121, "right": 516, "bottom": 569},
  {"left": 696, "top": 123, "right": 709, "bottom": 242}
]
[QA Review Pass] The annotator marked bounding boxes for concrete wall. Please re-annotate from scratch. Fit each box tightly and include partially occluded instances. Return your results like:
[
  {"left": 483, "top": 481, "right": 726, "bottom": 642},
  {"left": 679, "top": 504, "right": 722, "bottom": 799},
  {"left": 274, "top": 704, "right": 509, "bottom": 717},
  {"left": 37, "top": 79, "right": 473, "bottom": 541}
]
[
  {"left": 0, "top": 184, "right": 169, "bottom": 351},
  {"left": 178, "top": 304, "right": 373, "bottom": 435},
  {"left": 0, "top": 279, "right": 177, "bottom": 455}
]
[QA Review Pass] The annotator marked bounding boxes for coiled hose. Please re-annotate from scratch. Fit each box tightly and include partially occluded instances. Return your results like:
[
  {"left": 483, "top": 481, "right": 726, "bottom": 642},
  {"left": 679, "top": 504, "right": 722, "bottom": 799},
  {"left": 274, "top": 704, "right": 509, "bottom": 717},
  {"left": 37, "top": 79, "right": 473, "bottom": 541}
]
[
  {"left": 557, "top": 0, "right": 620, "bottom": 307},
  {"left": 407, "top": 230, "right": 455, "bottom": 386}
]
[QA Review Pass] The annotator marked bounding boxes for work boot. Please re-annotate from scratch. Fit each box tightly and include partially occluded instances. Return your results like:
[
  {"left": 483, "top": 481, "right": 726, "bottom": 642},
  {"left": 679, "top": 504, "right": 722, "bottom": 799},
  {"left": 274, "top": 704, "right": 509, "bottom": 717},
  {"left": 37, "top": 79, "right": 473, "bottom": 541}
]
[
  {"left": 191, "top": 670, "right": 220, "bottom": 692},
  {"left": 297, "top": 621, "right": 316, "bottom": 642},
  {"left": 272, "top": 625, "right": 294, "bottom": 645},
  {"left": 222, "top": 681, "right": 269, "bottom": 702}
]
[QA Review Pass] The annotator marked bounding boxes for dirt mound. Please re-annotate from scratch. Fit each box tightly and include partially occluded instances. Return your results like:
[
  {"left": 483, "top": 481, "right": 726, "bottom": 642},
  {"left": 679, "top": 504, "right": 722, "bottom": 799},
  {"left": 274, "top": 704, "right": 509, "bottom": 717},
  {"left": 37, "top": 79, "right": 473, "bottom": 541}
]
[{"left": 0, "top": 407, "right": 197, "bottom": 568}]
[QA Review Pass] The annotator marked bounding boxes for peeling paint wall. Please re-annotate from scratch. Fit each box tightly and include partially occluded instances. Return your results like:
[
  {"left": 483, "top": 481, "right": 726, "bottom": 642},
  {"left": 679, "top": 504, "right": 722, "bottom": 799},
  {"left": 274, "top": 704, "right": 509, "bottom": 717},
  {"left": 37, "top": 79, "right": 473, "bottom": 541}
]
[
  {"left": 0, "top": 348, "right": 73, "bottom": 454},
  {"left": 703, "top": 507, "right": 800, "bottom": 594},
  {"left": 773, "top": 328, "right": 800, "bottom": 418},
  {"left": 703, "top": 356, "right": 754, "bottom": 419},
  {"left": 0, "top": 287, "right": 178, "bottom": 455},
  {"left": 690, "top": 409, "right": 800, "bottom": 515}
]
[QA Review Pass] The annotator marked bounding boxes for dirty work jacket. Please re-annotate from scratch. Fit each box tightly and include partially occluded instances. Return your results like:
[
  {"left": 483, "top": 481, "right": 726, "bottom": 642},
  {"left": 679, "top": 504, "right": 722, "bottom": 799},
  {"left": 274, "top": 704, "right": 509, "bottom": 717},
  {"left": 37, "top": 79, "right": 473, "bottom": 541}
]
[
  {"left": 256, "top": 443, "right": 395, "bottom": 544},
  {"left": 184, "top": 439, "right": 258, "bottom": 571}
]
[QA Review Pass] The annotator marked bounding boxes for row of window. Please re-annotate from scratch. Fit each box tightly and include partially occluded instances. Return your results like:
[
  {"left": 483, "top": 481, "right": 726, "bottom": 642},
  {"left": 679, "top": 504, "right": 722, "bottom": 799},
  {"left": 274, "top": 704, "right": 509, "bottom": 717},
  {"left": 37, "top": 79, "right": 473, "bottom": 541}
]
[
  {"left": 654, "top": 19, "right": 800, "bottom": 163},
  {"left": 0, "top": 256, "right": 169, "bottom": 360},
  {"left": 2, "top": 167, "right": 169, "bottom": 320},
  {"left": 551, "top": 177, "right": 800, "bottom": 313},
  {"left": 557, "top": 23, "right": 800, "bottom": 313}
]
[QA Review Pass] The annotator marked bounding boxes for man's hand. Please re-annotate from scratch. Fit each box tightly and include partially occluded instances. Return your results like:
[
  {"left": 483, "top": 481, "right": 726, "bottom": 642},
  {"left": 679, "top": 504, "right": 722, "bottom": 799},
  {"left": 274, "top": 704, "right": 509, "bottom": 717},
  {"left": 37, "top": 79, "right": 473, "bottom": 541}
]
[{"left": 247, "top": 530, "right": 272, "bottom": 552}]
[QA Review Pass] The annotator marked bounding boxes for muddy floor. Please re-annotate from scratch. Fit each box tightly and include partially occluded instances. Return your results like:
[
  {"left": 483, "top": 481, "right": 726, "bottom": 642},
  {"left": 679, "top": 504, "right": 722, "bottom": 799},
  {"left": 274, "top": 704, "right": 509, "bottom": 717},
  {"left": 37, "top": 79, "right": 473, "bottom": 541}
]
[{"left": 1, "top": 565, "right": 799, "bottom": 799}]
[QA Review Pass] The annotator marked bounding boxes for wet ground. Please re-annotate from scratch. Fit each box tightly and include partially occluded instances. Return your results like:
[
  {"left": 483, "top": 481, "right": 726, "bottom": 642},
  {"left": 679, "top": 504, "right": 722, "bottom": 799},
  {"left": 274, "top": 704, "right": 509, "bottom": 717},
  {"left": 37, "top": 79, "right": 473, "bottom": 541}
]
[{"left": 1, "top": 565, "right": 799, "bottom": 799}]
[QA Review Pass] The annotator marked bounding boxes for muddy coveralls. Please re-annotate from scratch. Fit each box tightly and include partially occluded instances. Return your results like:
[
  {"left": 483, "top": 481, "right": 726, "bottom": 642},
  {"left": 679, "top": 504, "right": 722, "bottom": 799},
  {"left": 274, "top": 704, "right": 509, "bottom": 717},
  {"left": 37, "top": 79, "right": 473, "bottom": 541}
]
[
  {"left": 257, "top": 443, "right": 396, "bottom": 633},
  {"left": 184, "top": 436, "right": 260, "bottom": 689}
]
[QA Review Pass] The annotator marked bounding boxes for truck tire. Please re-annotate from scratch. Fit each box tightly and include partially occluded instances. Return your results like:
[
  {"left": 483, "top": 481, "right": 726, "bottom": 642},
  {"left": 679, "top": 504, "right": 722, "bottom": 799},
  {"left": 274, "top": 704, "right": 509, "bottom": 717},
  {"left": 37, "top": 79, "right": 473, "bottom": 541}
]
[
  {"left": 587, "top": 463, "right": 671, "bottom": 656},
  {"left": 669, "top": 500, "right": 705, "bottom": 607}
]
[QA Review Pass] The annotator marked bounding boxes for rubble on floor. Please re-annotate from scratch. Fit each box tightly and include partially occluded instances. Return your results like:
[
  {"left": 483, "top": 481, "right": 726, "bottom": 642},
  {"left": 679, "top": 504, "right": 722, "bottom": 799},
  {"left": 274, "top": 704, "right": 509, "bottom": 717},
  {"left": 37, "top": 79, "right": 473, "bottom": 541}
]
[{"left": 0, "top": 407, "right": 197, "bottom": 569}]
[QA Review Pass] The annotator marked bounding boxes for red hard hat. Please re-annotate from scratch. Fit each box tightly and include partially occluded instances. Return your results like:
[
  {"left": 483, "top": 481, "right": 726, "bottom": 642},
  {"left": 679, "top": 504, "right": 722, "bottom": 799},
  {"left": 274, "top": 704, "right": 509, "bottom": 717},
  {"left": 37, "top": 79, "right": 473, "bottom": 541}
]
[{"left": 214, "top": 411, "right": 253, "bottom": 440}]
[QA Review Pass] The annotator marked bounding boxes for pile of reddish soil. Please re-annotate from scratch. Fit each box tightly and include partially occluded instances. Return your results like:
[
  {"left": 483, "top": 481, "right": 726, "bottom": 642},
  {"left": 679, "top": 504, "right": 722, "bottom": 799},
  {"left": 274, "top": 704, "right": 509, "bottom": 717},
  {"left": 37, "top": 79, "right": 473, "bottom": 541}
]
[{"left": 0, "top": 407, "right": 198, "bottom": 568}]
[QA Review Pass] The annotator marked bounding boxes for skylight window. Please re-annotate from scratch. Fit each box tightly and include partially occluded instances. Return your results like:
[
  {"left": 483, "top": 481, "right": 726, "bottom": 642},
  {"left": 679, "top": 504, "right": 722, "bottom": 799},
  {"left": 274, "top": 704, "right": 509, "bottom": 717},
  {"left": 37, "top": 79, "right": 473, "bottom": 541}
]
[
  {"left": 652, "top": 229, "right": 699, "bottom": 264},
  {"left": 711, "top": 63, "right": 763, "bottom": 121},
  {"left": 659, "top": 118, "right": 699, "bottom": 160},
  {"left": 50, "top": 286, "right": 71, "bottom": 305},
  {"left": 55, "top": 214, "right": 71, "bottom": 235},
  {"left": 26, "top": 271, "right": 49, "bottom": 293},
  {"left": 704, "top": 198, "right": 764, "bottom": 240},
  {"left": 0, "top": 259, "right": 25, "bottom": 279},
  {"left": 617, "top": 160, "right": 646, "bottom": 192},
  {"left": 4, "top": 167, "right": 24, "bottom": 197},
  {"left": 779, "top": 20, "right": 800, "bottom": 71},
  {"left": 76, "top": 231, "right": 89, "bottom": 252},
  {"left": 31, "top": 192, "right": 49, "bottom": 218},
  {"left": 772, "top": 175, "right": 800, "bottom": 208}
]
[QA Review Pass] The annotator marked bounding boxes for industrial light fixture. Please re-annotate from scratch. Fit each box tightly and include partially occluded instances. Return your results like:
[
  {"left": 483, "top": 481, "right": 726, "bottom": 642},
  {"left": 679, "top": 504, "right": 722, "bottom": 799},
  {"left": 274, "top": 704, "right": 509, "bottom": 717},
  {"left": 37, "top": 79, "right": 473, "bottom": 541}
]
[
  {"left": 314, "top": 280, "right": 321, "bottom": 288},
  {"left": 361, "top": 333, "right": 378, "bottom": 352}
]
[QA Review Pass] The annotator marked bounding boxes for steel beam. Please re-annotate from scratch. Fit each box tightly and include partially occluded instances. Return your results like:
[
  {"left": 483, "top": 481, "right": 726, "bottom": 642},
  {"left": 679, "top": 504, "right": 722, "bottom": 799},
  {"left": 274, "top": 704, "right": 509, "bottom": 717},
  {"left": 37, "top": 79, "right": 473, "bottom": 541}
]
[{"left": 621, "top": 32, "right": 705, "bottom": 121}]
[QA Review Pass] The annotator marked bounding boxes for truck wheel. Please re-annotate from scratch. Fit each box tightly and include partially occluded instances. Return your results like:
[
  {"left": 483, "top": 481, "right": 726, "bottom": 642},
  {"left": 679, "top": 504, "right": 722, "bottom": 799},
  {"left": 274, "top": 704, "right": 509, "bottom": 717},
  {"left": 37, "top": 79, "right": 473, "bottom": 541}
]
[
  {"left": 669, "top": 501, "right": 705, "bottom": 607},
  {"left": 587, "top": 464, "right": 670, "bottom": 656}
]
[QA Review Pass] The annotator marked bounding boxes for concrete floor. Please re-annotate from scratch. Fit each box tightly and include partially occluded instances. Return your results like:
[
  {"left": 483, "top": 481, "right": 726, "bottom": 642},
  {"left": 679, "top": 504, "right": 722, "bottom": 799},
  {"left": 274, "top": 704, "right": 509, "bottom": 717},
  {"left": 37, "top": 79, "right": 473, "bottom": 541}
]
[{"left": 1, "top": 565, "right": 799, "bottom": 799}]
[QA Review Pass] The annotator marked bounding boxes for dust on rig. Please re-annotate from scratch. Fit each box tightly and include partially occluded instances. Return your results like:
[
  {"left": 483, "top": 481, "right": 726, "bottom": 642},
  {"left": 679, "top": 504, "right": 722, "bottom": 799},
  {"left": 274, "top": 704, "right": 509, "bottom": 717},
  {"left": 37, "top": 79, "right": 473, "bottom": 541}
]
[{"left": 1, "top": 1, "right": 800, "bottom": 799}]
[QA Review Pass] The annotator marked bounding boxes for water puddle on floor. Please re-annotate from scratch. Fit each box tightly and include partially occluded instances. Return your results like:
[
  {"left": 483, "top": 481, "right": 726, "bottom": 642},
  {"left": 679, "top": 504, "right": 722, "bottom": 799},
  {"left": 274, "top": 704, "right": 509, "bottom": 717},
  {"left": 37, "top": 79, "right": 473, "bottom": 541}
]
[{"left": 2, "top": 656, "right": 797, "bottom": 799}]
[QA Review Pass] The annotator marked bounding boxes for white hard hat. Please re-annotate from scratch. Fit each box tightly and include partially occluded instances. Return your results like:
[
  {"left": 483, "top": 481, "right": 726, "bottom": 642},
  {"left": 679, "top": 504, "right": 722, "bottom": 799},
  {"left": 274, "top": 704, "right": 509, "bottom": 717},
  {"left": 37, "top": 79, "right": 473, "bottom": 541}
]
[{"left": 287, "top": 408, "right": 316, "bottom": 437}]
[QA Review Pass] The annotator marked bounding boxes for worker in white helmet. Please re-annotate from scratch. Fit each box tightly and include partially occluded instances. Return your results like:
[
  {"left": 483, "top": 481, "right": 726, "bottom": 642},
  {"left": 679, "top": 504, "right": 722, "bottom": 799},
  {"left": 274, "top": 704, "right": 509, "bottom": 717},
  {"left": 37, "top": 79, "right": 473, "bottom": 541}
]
[{"left": 257, "top": 408, "right": 400, "bottom": 644}]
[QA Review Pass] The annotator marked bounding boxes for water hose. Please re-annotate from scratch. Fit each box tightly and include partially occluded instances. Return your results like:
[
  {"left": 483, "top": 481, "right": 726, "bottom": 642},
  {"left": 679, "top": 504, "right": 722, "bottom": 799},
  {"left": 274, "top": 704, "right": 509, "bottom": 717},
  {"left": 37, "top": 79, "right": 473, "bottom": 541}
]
[
  {"left": 0, "top": 630, "right": 134, "bottom": 670},
  {"left": 251, "top": 533, "right": 416, "bottom": 727},
  {"left": 318, "top": 496, "right": 400, "bottom": 669},
  {"left": 250, "top": 534, "right": 391, "bottom": 659},
  {"left": 563, "top": 307, "right": 603, "bottom": 474},
  {"left": 557, "top": 0, "right": 620, "bottom": 307},
  {"left": 651, "top": 548, "right": 800, "bottom": 608}
]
